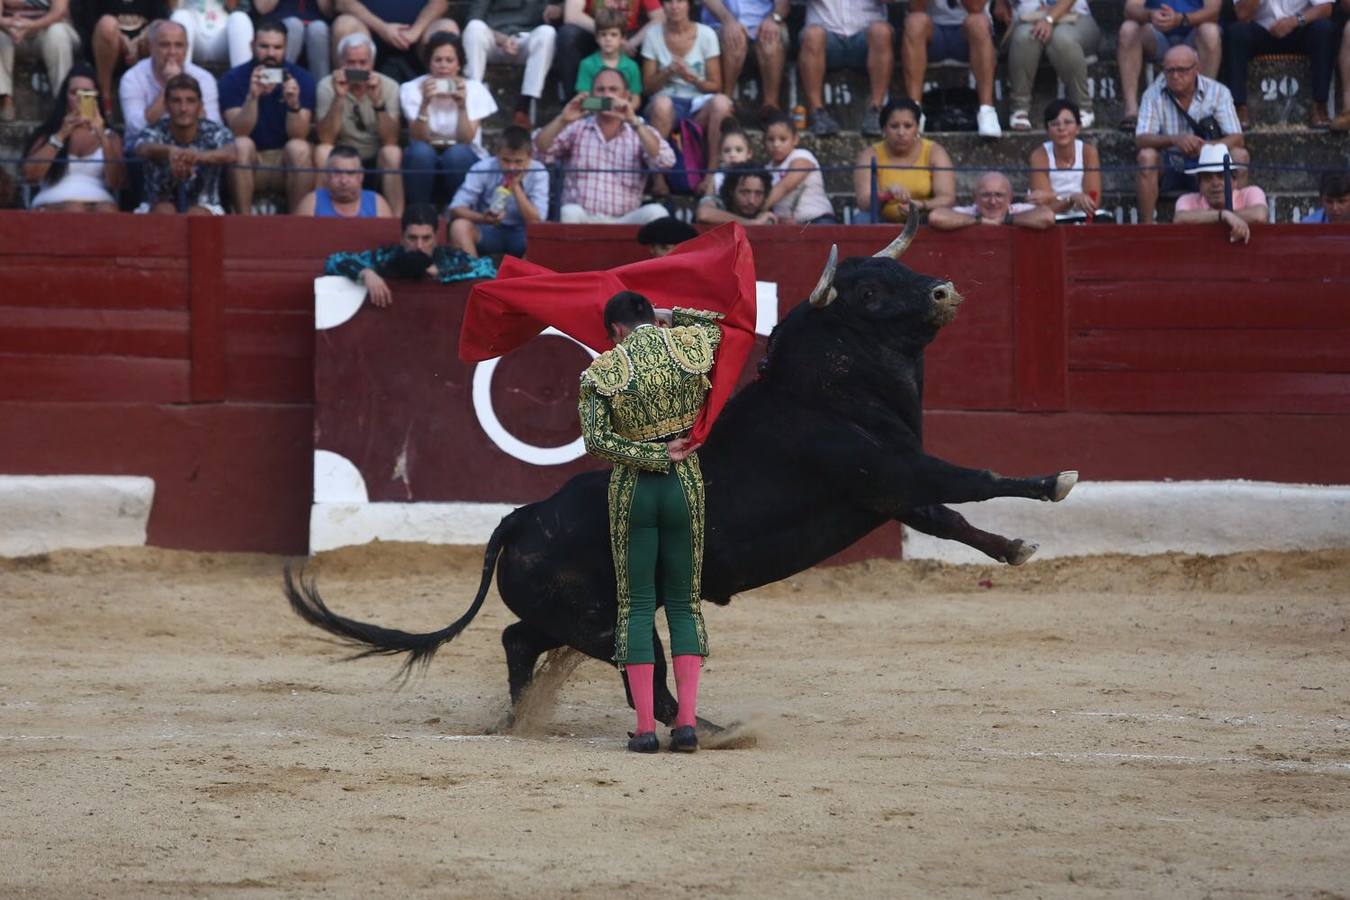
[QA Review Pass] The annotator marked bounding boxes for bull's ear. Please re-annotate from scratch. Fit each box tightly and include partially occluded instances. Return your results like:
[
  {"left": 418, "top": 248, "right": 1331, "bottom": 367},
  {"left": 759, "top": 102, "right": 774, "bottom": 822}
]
[
  {"left": 873, "top": 213, "right": 919, "bottom": 260},
  {"left": 807, "top": 244, "right": 838, "bottom": 308}
]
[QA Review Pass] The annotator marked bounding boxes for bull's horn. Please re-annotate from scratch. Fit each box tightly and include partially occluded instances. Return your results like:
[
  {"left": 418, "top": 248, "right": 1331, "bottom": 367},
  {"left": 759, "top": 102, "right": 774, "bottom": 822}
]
[
  {"left": 873, "top": 212, "right": 920, "bottom": 260},
  {"left": 808, "top": 244, "right": 839, "bottom": 308}
]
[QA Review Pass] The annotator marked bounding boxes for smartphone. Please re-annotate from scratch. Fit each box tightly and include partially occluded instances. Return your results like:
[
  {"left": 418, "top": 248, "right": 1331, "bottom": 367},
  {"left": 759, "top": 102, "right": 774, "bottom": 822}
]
[
  {"left": 260, "top": 66, "right": 284, "bottom": 86},
  {"left": 77, "top": 89, "right": 97, "bottom": 120},
  {"left": 581, "top": 96, "right": 612, "bottom": 112},
  {"left": 434, "top": 77, "right": 456, "bottom": 95},
  {"left": 344, "top": 68, "right": 370, "bottom": 83}
]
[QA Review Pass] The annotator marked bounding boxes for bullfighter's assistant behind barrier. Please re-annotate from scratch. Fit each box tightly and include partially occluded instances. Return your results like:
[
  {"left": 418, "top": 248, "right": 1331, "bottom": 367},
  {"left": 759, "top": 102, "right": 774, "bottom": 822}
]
[{"left": 578, "top": 293, "right": 723, "bottom": 754}]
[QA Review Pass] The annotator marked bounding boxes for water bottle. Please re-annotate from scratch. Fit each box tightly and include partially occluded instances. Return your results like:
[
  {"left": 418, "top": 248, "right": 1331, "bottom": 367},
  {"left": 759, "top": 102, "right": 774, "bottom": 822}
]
[
  {"left": 487, "top": 183, "right": 512, "bottom": 216},
  {"left": 792, "top": 105, "right": 807, "bottom": 131}
]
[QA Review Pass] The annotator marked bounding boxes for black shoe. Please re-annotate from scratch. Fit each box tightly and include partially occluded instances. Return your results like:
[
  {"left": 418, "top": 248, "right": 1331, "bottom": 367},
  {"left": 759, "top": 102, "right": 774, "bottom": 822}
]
[
  {"left": 627, "top": 731, "right": 660, "bottom": 753},
  {"left": 669, "top": 725, "right": 698, "bottom": 753}
]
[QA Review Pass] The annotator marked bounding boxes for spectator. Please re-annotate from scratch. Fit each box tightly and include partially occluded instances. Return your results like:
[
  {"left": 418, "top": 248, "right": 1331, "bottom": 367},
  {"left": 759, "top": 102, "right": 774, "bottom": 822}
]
[
  {"left": 462, "top": 0, "right": 557, "bottom": 128},
  {"left": 1004, "top": 0, "right": 1100, "bottom": 131},
  {"left": 852, "top": 98, "right": 956, "bottom": 223},
  {"left": 253, "top": 0, "right": 333, "bottom": 79},
  {"left": 797, "top": 0, "right": 894, "bottom": 136},
  {"left": 642, "top": 0, "right": 733, "bottom": 192},
  {"left": 135, "top": 73, "right": 236, "bottom": 213},
  {"left": 316, "top": 32, "right": 403, "bottom": 214},
  {"left": 22, "top": 63, "right": 125, "bottom": 210},
  {"left": 324, "top": 202, "right": 497, "bottom": 307},
  {"left": 557, "top": 0, "right": 662, "bottom": 100},
  {"left": 448, "top": 126, "right": 548, "bottom": 259},
  {"left": 636, "top": 214, "right": 697, "bottom": 254},
  {"left": 171, "top": 0, "right": 253, "bottom": 69},
  {"left": 696, "top": 160, "right": 776, "bottom": 224},
  {"left": 707, "top": 116, "right": 751, "bottom": 196},
  {"left": 928, "top": 171, "right": 1056, "bottom": 229},
  {"left": 762, "top": 111, "right": 836, "bottom": 224},
  {"left": 701, "top": 0, "right": 788, "bottom": 114},
  {"left": 294, "top": 142, "right": 393, "bottom": 215},
  {"left": 1226, "top": 0, "right": 1335, "bottom": 129},
  {"left": 331, "top": 0, "right": 456, "bottom": 82},
  {"left": 902, "top": 0, "right": 1002, "bottom": 137},
  {"left": 220, "top": 20, "right": 315, "bottom": 213},
  {"left": 1026, "top": 99, "right": 1101, "bottom": 216},
  {"left": 1172, "top": 143, "right": 1264, "bottom": 242},
  {"left": 1135, "top": 44, "right": 1243, "bottom": 223},
  {"left": 535, "top": 66, "right": 675, "bottom": 223},
  {"left": 87, "top": 0, "right": 170, "bottom": 113},
  {"left": 1117, "top": 0, "right": 1222, "bottom": 132},
  {"left": 1302, "top": 169, "right": 1350, "bottom": 221},
  {"left": 0, "top": 0, "right": 81, "bottom": 122},
  {"left": 1333, "top": 0, "right": 1350, "bottom": 131},
  {"left": 576, "top": 7, "right": 642, "bottom": 93},
  {"left": 120, "top": 19, "right": 221, "bottom": 152},
  {"left": 400, "top": 31, "right": 494, "bottom": 208}
]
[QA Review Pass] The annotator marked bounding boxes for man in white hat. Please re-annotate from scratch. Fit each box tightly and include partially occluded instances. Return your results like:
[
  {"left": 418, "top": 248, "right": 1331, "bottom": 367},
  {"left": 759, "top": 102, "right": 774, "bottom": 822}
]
[{"left": 1172, "top": 143, "right": 1267, "bottom": 243}]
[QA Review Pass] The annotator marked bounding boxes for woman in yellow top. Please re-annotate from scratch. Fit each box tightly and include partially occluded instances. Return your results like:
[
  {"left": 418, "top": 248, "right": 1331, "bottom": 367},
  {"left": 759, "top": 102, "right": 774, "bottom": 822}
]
[{"left": 852, "top": 98, "right": 956, "bottom": 223}]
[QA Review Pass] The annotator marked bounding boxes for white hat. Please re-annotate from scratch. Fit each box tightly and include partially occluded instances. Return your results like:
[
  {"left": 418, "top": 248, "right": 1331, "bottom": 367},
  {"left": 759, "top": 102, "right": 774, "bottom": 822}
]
[{"left": 1185, "top": 143, "right": 1246, "bottom": 175}]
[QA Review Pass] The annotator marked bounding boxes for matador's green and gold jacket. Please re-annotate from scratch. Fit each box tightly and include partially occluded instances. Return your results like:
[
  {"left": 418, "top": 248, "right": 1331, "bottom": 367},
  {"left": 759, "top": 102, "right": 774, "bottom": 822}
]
[{"left": 577, "top": 307, "right": 723, "bottom": 471}]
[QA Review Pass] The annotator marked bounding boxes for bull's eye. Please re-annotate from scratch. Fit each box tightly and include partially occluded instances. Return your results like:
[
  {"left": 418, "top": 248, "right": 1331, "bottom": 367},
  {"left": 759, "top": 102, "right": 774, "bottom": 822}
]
[{"left": 862, "top": 289, "right": 875, "bottom": 300}]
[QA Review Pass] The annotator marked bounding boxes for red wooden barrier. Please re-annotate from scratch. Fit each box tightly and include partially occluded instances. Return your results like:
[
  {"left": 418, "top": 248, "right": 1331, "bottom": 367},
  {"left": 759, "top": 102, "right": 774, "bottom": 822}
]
[{"left": 1, "top": 212, "right": 1347, "bottom": 554}]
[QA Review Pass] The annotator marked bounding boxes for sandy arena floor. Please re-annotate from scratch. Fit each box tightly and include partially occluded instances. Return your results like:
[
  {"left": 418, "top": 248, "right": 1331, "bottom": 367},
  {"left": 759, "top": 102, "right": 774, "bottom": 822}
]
[{"left": 1, "top": 544, "right": 1348, "bottom": 898}]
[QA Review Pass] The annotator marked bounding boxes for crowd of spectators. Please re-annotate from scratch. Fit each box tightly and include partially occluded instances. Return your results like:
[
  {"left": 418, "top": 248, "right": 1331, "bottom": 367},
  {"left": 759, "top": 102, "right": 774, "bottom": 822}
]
[{"left": 5, "top": 0, "right": 1350, "bottom": 238}]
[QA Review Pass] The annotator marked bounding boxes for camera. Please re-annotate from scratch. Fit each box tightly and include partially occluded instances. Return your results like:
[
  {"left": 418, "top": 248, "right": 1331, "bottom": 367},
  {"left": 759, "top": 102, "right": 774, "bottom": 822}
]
[
  {"left": 581, "top": 96, "right": 612, "bottom": 112},
  {"left": 344, "top": 68, "right": 370, "bottom": 83}
]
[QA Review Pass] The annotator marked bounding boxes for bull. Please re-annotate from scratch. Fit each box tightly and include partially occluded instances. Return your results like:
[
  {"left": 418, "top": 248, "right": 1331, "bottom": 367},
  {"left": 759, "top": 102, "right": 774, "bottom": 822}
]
[{"left": 285, "top": 218, "right": 1077, "bottom": 730}]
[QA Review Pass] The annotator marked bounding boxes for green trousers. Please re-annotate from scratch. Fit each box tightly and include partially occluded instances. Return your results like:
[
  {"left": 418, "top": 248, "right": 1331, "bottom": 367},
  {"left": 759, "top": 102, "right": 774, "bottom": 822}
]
[{"left": 609, "top": 455, "right": 709, "bottom": 666}]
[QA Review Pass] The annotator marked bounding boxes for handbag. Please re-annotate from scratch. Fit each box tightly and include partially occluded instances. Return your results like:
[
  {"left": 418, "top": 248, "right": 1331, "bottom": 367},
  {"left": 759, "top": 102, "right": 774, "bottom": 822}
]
[{"left": 1163, "top": 88, "right": 1226, "bottom": 141}]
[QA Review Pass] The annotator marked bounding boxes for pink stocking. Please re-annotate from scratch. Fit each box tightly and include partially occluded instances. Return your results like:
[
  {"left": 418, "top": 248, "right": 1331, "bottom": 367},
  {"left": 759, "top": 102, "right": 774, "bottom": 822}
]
[
  {"left": 672, "top": 655, "right": 702, "bottom": 728},
  {"left": 626, "top": 663, "right": 656, "bottom": 734}
]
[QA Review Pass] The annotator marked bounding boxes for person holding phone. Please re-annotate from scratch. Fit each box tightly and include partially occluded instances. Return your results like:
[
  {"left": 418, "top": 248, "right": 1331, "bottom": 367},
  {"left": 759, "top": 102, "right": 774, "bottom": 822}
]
[
  {"left": 23, "top": 63, "right": 125, "bottom": 211},
  {"left": 534, "top": 65, "right": 675, "bottom": 223},
  {"left": 314, "top": 31, "right": 403, "bottom": 214},
  {"left": 220, "top": 20, "right": 317, "bottom": 213},
  {"left": 399, "top": 30, "right": 496, "bottom": 208}
]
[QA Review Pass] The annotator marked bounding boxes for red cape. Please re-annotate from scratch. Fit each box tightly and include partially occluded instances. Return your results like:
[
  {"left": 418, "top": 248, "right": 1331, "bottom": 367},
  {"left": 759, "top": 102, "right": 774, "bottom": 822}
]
[{"left": 459, "top": 223, "right": 758, "bottom": 445}]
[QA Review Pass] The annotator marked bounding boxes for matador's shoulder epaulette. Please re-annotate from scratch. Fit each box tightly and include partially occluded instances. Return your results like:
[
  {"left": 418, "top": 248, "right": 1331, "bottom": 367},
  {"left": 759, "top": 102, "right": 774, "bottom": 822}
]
[
  {"left": 663, "top": 326, "right": 716, "bottom": 375},
  {"left": 581, "top": 345, "right": 634, "bottom": 396}
]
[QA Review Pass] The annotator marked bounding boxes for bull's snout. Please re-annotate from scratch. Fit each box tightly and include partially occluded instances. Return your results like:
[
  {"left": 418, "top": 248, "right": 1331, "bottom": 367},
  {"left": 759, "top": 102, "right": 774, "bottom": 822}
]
[{"left": 930, "top": 281, "right": 962, "bottom": 327}]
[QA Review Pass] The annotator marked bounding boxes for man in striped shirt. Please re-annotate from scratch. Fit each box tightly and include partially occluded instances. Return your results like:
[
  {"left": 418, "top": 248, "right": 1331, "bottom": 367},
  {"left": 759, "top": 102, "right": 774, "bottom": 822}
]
[{"left": 534, "top": 65, "right": 675, "bottom": 223}]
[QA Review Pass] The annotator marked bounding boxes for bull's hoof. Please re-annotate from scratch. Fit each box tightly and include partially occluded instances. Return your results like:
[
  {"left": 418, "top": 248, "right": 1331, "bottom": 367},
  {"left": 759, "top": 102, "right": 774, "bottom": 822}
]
[
  {"left": 486, "top": 710, "right": 516, "bottom": 735},
  {"left": 1006, "top": 540, "right": 1039, "bottom": 566},
  {"left": 1052, "top": 470, "right": 1078, "bottom": 502}
]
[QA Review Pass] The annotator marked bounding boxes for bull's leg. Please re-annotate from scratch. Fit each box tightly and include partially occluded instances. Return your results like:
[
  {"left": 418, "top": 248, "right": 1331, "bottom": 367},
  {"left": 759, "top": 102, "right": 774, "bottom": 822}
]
[
  {"left": 911, "top": 455, "right": 1077, "bottom": 506},
  {"left": 490, "top": 621, "right": 563, "bottom": 732},
  {"left": 901, "top": 504, "right": 1040, "bottom": 566}
]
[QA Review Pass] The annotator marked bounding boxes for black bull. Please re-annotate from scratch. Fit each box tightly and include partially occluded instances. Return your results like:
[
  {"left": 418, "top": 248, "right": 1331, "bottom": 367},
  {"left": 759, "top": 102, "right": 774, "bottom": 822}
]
[{"left": 285, "top": 221, "right": 1078, "bottom": 729}]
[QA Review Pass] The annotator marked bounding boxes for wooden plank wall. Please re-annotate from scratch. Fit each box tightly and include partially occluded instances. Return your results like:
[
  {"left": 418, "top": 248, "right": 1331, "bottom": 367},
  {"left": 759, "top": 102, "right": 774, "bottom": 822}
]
[{"left": 1, "top": 214, "right": 1347, "bottom": 553}]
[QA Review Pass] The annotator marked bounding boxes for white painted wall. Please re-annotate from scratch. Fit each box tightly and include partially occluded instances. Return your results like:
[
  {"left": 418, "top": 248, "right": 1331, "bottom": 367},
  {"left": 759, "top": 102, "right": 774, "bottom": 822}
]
[{"left": 0, "top": 476, "right": 155, "bottom": 557}]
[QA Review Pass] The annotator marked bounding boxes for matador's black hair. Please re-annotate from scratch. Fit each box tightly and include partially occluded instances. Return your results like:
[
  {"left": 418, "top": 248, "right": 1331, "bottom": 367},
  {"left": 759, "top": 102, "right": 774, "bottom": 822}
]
[{"left": 604, "top": 290, "right": 655, "bottom": 337}]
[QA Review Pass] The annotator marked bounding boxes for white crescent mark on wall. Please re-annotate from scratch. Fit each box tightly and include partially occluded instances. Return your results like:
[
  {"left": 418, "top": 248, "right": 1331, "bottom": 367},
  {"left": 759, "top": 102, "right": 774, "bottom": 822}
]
[
  {"left": 314, "top": 276, "right": 368, "bottom": 330},
  {"left": 314, "top": 449, "right": 369, "bottom": 503}
]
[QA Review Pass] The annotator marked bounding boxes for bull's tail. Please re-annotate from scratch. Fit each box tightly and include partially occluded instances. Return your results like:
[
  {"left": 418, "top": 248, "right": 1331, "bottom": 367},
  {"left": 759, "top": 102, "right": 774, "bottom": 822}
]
[{"left": 283, "top": 509, "right": 521, "bottom": 679}]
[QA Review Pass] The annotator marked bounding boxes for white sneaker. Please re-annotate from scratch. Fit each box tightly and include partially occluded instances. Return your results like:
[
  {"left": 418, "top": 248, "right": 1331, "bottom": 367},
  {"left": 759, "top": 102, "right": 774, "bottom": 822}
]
[
  {"left": 977, "top": 104, "right": 1002, "bottom": 138},
  {"left": 1080, "top": 110, "right": 1095, "bottom": 130}
]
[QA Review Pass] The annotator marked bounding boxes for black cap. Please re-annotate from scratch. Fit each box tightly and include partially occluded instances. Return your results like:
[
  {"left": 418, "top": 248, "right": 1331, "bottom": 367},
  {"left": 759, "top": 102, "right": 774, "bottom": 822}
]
[{"left": 636, "top": 216, "right": 698, "bottom": 246}]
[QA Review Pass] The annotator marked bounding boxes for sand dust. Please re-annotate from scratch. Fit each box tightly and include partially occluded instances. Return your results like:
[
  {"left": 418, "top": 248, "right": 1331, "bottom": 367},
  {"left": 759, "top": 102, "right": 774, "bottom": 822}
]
[{"left": 2, "top": 544, "right": 1348, "bottom": 898}]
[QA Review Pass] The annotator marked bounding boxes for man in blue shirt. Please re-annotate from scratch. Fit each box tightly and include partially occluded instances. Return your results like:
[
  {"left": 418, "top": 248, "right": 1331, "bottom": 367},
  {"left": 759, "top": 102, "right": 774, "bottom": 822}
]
[
  {"left": 448, "top": 125, "right": 550, "bottom": 259},
  {"left": 219, "top": 20, "right": 317, "bottom": 213}
]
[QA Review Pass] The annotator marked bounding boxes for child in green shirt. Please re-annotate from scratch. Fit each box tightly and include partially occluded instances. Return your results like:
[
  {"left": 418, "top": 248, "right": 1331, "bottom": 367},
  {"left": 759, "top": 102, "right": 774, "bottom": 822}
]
[{"left": 575, "top": 8, "right": 643, "bottom": 95}]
